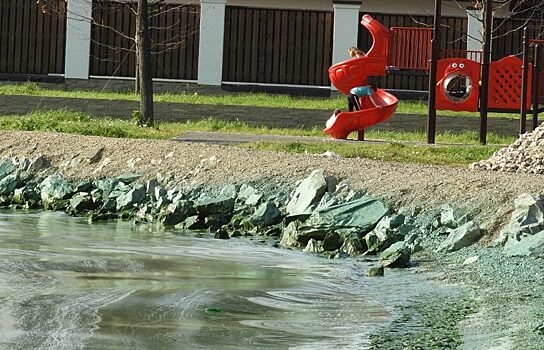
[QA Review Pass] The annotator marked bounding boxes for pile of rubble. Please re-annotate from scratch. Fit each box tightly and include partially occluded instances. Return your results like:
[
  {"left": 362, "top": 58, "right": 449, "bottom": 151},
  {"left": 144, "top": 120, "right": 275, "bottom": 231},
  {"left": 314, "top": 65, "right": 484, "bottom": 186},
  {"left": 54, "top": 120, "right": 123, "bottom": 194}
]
[{"left": 471, "top": 125, "right": 544, "bottom": 174}]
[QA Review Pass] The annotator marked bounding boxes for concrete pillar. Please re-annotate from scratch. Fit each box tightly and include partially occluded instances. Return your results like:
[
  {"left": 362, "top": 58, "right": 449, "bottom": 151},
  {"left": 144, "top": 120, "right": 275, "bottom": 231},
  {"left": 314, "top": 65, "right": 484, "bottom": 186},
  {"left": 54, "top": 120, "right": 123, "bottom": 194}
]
[
  {"left": 198, "top": 0, "right": 227, "bottom": 86},
  {"left": 466, "top": 8, "right": 484, "bottom": 60},
  {"left": 332, "top": 1, "right": 361, "bottom": 89},
  {"left": 65, "top": 0, "right": 92, "bottom": 79}
]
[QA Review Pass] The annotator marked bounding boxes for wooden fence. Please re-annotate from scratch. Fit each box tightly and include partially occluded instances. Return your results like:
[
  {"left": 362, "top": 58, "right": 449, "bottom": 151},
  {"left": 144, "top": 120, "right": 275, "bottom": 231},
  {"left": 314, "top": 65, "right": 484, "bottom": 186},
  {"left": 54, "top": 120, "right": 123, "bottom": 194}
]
[
  {"left": 90, "top": 2, "right": 200, "bottom": 80},
  {"left": 0, "top": 0, "right": 66, "bottom": 75},
  {"left": 492, "top": 17, "right": 544, "bottom": 60},
  {"left": 222, "top": 6, "right": 334, "bottom": 86}
]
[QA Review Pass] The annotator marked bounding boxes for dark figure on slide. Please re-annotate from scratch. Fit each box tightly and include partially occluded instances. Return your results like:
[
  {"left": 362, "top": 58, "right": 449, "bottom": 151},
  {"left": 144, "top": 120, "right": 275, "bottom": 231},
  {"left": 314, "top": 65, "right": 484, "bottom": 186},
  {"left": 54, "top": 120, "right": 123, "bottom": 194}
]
[{"left": 348, "top": 83, "right": 382, "bottom": 112}]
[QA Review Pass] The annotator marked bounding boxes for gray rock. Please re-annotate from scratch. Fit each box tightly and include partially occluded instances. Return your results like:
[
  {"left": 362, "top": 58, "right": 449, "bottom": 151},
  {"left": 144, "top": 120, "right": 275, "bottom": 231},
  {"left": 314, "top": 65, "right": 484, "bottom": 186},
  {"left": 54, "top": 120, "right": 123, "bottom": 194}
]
[
  {"left": 40, "top": 174, "right": 74, "bottom": 204},
  {"left": 340, "top": 233, "right": 366, "bottom": 256},
  {"left": 214, "top": 227, "right": 230, "bottom": 239},
  {"left": 0, "top": 158, "right": 16, "bottom": 178},
  {"left": 70, "top": 194, "right": 96, "bottom": 212},
  {"left": 379, "top": 241, "right": 411, "bottom": 268},
  {"left": 12, "top": 185, "right": 40, "bottom": 207},
  {"left": 286, "top": 169, "right": 329, "bottom": 215},
  {"left": 116, "top": 187, "right": 146, "bottom": 211},
  {"left": 303, "top": 238, "right": 324, "bottom": 253},
  {"left": 154, "top": 186, "right": 167, "bottom": 202},
  {"left": 436, "top": 221, "right": 483, "bottom": 252},
  {"left": 280, "top": 221, "right": 327, "bottom": 248},
  {"left": 195, "top": 196, "right": 234, "bottom": 216},
  {"left": 86, "top": 147, "right": 105, "bottom": 164},
  {"left": 365, "top": 265, "right": 384, "bottom": 277},
  {"left": 27, "top": 155, "right": 50, "bottom": 173},
  {"left": 497, "top": 193, "right": 544, "bottom": 246},
  {"left": 504, "top": 231, "right": 544, "bottom": 257},
  {"left": 183, "top": 215, "right": 205, "bottom": 230},
  {"left": 75, "top": 179, "right": 93, "bottom": 193},
  {"left": 220, "top": 184, "right": 239, "bottom": 199},
  {"left": 94, "top": 178, "right": 119, "bottom": 198},
  {"left": 249, "top": 201, "right": 282, "bottom": 227},
  {"left": 237, "top": 184, "right": 258, "bottom": 201},
  {"left": 0, "top": 172, "right": 19, "bottom": 195},
  {"left": 306, "top": 197, "right": 388, "bottom": 233},
  {"left": 245, "top": 193, "right": 262, "bottom": 207},
  {"left": 365, "top": 215, "right": 408, "bottom": 253},
  {"left": 322, "top": 231, "right": 343, "bottom": 251},
  {"left": 160, "top": 200, "right": 195, "bottom": 226},
  {"left": 116, "top": 173, "right": 142, "bottom": 184},
  {"left": 145, "top": 179, "right": 158, "bottom": 198}
]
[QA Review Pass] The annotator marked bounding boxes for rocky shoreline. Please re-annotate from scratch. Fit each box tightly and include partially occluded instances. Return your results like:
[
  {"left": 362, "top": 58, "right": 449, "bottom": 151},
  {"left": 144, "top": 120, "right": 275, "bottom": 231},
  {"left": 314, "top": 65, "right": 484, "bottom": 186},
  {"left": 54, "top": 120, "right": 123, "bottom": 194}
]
[{"left": 0, "top": 130, "right": 543, "bottom": 348}]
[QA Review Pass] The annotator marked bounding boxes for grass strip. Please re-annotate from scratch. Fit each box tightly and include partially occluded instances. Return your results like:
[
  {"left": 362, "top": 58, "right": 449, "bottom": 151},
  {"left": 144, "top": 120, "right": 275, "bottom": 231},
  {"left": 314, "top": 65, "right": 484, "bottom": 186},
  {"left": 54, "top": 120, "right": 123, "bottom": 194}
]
[
  {"left": 0, "top": 110, "right": 505, "bottom": 167},
  {"left": 0, "top": 82, "right": 520, "bottom": 119},
  {"left": 240, "top": 141, "right": 500, "bottom": 167}
]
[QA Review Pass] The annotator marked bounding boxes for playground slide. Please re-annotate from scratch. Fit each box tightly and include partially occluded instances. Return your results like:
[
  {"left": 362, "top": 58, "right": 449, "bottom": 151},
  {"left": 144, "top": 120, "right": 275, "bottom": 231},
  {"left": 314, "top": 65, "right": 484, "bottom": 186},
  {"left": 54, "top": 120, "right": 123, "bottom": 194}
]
[
  {"left": 324, "top": 89, "right": 398, "bottom": 139},
  {"left": 324, "top": 15, "right": 398, "bottom": 139}
]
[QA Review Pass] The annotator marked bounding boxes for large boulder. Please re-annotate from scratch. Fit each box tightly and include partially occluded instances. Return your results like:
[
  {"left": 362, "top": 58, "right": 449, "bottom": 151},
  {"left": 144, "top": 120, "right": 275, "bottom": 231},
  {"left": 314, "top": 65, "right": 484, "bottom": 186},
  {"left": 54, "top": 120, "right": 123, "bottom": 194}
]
[
  {"left": 0, "top": 158, "right": 16, "bottom": 178},
  {"left": 249, "top": 201, "right": 282, "bottom": 227},
  {"left": 496, "top": 193, "right": 544, "bottom": 247},
  {"left": 40, "top": 174, "right": 74, "bottom": 208},
  {"left": 305, "top": 197, "right": 388, "bottom": 233},
  {"left": 159, "top": 200, "right": 196, "bottom": 226},
  {"left": 195, "top": 196, "right": 235, "bottom": 216},
  {"left": 340, "top": 233, "right": 366, "bottom": 256},
  {"left": 303, "top": 238, "right": 324, "bottom": 254},
  {"left": 365, "top": 214, "right": 407, "bottom": 253},
  {"left": 436, "top": 221, "right": 482, "bottom": 252},
  {"left": 379, "top": 241, "right": 411, "bottom": 268},
  {"left": 280, "top": 221, "right": 327, "bottom": 248},
  {"left": 0, "top": 172, "right": 19, "bottom": 196},
  {"left": 504, "top": 230, "right": 544, "bottom": 257},
  {"left": 116, "top": 185, "right": 146, "bottom": 211},
  {"left": 286, "top": 169, "right": 329, "bottom": 215}
]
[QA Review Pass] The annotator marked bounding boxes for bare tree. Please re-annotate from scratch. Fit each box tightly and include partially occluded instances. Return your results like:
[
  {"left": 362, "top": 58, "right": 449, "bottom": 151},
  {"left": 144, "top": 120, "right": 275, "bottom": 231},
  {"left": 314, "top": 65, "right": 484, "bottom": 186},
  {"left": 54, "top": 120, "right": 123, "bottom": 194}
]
[
  {"left": 37, "top": 0, "right": 198, "bottom": 126},
  {"left": 453, "top": 0, "right": 544, "bottom": 49}
]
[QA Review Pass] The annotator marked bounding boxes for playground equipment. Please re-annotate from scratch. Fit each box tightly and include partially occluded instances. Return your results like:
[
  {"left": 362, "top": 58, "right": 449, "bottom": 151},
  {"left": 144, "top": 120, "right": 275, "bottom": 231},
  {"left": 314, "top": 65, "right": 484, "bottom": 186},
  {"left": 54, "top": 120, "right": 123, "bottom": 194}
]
[
  {"left": 428, "top": 0, "right": 544, "bottom": 144},
  {"left": 325, "top": 15, "right": 399, "bottom": 140},
  {"left": 325, "top": 1, "right": 544, "bottom": 144}
]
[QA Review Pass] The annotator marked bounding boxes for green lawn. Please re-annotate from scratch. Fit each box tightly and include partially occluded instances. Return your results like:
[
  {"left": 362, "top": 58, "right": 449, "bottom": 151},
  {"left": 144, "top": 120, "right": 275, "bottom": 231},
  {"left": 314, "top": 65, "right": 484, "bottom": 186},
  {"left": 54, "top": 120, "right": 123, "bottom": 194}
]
[
  {"left": 0, "top": 110, "right": 508, "bottom": 167},
  {"left": 0, "top": 82, "right": 520, "bottom": 119}
]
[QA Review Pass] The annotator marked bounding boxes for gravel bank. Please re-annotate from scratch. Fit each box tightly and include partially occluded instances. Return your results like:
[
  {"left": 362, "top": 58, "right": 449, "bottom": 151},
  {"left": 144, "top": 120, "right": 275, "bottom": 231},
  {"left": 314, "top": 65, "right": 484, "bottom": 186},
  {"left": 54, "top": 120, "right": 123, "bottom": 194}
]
[{"left": 0, "top": 130, "right": 541, "bottom": 237}]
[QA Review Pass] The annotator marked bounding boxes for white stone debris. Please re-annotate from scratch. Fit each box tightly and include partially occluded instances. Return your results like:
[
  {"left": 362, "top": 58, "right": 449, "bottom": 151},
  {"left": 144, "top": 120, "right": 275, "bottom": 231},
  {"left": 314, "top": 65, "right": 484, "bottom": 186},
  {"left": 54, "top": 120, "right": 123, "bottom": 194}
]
[{"left": 470, "top": 124, "right": 544, "bottom": 174}]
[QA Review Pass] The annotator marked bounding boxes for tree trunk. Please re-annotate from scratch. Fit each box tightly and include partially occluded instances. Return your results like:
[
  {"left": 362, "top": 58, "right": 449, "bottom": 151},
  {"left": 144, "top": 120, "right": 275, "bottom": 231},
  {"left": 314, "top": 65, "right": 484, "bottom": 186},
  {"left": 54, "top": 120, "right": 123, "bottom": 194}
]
[
  {"left": 136, "top": 0, "right": 153, "bottom": 126},
  {"left": 134, "top": 15, "right": 140, "bottom": 94}
]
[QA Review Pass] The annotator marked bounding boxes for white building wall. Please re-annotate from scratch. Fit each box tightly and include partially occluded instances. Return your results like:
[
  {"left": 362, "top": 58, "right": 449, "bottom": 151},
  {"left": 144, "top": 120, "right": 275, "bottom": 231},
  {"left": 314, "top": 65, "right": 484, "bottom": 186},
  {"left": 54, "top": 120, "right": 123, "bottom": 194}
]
[{"left": 65, "top": 0, "right": 93, "bottom": 79}]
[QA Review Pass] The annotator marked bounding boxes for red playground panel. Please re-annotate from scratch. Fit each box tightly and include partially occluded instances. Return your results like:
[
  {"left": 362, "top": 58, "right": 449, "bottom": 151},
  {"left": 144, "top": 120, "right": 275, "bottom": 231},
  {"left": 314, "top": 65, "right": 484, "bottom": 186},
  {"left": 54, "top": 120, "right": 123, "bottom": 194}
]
[
  {"left": 436, "top": 58, "right": 480, "bottom": 112},
  {"left": 488, "top": 56, "right": 532, "bottom": 110},
  {"left": 388, "top": 27, "right": 432, "bottom": 70}
]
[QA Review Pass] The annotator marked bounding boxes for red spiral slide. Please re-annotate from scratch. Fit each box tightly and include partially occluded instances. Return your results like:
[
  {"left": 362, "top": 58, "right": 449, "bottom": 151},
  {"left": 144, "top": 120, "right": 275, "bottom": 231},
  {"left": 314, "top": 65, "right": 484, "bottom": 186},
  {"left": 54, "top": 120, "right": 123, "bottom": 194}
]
[{"left": 325, "top": 15, "right": 399, "bottom": 139}]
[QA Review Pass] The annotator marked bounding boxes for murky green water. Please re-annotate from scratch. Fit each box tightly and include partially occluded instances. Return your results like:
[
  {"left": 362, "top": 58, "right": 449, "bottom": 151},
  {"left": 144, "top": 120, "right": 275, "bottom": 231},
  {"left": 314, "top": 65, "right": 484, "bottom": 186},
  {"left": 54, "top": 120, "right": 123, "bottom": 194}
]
[{"left": 0, "top": 211, "right": 452, "bottom": 349}]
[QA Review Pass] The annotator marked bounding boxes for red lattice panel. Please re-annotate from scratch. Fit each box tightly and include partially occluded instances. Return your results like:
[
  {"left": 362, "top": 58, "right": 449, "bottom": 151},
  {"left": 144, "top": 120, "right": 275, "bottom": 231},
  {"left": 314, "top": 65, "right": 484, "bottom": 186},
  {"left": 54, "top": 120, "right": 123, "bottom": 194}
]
[{"left": 488, "top": 55, "right": 532, "bottom": 110}]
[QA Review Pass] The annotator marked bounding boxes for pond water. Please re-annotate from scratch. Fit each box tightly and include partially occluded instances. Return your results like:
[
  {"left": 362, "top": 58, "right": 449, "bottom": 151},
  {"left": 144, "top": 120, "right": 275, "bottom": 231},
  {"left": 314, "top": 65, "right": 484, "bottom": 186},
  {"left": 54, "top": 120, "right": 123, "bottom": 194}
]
[{"left": 0, "top": 211, "right": 452, "bottom": 350}]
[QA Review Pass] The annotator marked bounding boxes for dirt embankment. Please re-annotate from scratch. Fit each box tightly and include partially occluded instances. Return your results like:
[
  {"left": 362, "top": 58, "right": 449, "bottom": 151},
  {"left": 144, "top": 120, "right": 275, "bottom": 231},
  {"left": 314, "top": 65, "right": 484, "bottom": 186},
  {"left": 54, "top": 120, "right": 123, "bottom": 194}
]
[{"left": 1, "top": 130, "right": 542, "bottom": 237}]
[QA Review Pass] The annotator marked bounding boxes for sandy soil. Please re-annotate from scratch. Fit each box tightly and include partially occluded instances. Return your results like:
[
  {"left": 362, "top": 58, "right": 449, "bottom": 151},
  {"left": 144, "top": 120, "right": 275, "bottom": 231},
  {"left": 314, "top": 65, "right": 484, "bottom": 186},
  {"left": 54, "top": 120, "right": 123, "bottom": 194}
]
[{"left": 1, "top": 130, "right": 542, "bottom": 237}]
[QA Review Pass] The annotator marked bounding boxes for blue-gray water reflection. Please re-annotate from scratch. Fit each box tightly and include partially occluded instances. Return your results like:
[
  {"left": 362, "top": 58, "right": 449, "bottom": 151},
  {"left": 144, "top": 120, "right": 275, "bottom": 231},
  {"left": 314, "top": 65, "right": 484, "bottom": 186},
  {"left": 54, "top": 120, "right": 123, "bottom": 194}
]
[{"left": 0, "top": 211, "right": 451, "bottom": 349}]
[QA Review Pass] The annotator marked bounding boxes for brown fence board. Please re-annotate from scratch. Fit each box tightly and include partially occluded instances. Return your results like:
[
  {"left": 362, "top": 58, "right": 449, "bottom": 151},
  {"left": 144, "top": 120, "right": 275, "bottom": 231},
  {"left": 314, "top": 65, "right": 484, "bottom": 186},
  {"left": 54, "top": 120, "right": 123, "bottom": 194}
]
[
  {"left": 90, "top": 2, "right": 199, "bottom": 80},
  {"left": 492, "top": 18, "right": 544, "bottom": 60},
  {"left": 0, "top": 0, "right": 65, "bottom": 75},
  {"left": 223, "top": 6, "right": 334, "bottom": 86}
]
